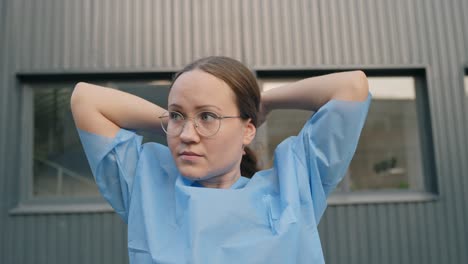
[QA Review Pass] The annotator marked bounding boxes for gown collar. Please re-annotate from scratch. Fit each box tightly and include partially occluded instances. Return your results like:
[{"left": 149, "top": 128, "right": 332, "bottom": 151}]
[{"left": 174, "top": 175, "right": 249, "bottom": 225}]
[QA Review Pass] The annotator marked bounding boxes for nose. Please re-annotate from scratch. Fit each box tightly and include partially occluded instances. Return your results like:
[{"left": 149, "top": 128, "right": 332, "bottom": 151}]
[{"left": 179, "top": 119, "right": 200, "bottom": 143}]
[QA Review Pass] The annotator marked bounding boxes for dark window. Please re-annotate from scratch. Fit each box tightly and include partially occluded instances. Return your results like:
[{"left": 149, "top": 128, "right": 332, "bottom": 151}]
[
  {"left": 31, "top": 80, "right": 170, "bottom": 198},
  {"left": 257, "top": 75, "right": 434, "bottom": 195},
  {"left": 33, "top": 85, "right": 98, "bottom": 197},
  {"left": 338, "top": 77, "right": 424, "bottom": 192}
]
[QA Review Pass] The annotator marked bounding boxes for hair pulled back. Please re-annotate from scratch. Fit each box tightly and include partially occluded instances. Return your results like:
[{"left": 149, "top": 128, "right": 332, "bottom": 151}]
[{"left": 171, "top": 56, "right": 260, "bottom": 178}]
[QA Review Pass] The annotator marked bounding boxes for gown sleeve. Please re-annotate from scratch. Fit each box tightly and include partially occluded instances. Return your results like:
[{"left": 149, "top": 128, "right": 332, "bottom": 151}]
[
  {"left": 290, "top": 93, "right": 371, "bottom": 223},
  {"left": 77, "top": 128, "right": 143, "bottom": 223}
]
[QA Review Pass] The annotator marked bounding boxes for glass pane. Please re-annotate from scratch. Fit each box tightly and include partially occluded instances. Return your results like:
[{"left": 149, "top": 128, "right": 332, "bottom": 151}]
[
  {"left": 33, "top": 85, "right": 99, "bottom": 197},
  {"left": 339, "top": 77, "right": 424, "bottom": 192},
  {"left": 259, "top": 77, "right": 425, "bottom": 193},
  {"left": 33, "top": 81, "right": 171, "bottom": 198}
]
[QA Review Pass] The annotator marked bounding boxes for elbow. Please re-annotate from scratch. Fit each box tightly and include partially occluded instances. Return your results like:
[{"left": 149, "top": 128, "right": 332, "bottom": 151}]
[
  {"left": 331, "top": 71, "right": 369, "bottom": 102},
  {"left": 70, "top": 82, "right": 89, "bottom": 111},
  {"left": 351, "top": 70, "right": 369, "bottom": 101}
]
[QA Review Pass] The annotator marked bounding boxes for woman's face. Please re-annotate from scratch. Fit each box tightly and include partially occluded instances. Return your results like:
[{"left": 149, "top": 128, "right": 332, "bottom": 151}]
[{"left": 167, "top": 70, "right": 256, "bottom": 187}]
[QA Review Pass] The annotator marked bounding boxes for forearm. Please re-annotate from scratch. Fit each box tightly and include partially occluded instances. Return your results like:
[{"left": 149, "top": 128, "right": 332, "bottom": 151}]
[
  {"left": 261, "top": 71, "right": 369, "bottom": 113},
  {"left": 71, "top": 82, "right": 167, "bottom": 137}
]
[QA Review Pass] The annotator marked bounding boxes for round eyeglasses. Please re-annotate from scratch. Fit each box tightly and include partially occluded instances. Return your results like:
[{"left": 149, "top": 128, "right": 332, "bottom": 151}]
[{"left": 159, "top": 111, "right": 242, "bottom": 137}]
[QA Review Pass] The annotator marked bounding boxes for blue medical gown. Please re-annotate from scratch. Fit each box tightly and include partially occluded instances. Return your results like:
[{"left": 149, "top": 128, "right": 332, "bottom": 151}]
[{"left": 78, "top": 94, "right": 371, "bottom": 264}]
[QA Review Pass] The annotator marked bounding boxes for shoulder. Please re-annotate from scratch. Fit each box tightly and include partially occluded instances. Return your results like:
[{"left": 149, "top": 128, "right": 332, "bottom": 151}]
[
  {"left": 140, "top": 142, "right": 172, "bottom": 162},
  {"left": 139, "top": 142, "right": 178, "bottom": 176}
]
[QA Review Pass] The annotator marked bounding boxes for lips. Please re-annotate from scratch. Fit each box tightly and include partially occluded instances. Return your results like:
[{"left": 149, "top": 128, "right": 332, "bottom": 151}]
[
  {"left": 178, "top": 151, "right": 203, "bottom": 162},
  {"left": 179, "top": 151, "right": 202, "bottom": 156}
]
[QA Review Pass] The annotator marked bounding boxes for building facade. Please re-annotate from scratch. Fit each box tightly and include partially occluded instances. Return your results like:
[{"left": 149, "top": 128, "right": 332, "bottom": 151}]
[{"left": 1, "top": 0, "right": 468, "bottom": 263}]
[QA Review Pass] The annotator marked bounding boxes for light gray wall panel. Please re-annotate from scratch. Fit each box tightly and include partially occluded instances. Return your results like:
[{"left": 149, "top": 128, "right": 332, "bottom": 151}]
[
  {"left": 429, "top": 0, "right": 466, "bottom": 263},
  {"left": 2, "top": 1, "right": 20, "bottom": 264},
  {"left": 1, "top": 0, "right": 468, "bottom": 263}
]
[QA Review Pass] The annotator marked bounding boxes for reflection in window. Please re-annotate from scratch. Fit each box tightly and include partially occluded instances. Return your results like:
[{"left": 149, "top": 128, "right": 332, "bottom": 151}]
[
  {"left": 259, "top": 77, "right": 425, "bottom": 193},
  {"left": 340, "top": 77, "right": 424, "bottom": 192},
  {"left": 34, "top": 86, "right": 99, "bottom": 197},
  {"left": 33, "top": 81, "right": 170, "bottom": 198}
]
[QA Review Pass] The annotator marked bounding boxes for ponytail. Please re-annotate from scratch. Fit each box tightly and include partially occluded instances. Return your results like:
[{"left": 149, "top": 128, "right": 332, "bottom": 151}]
[{"left": 241, "top": 146, "right": 258, "bottom": 178}]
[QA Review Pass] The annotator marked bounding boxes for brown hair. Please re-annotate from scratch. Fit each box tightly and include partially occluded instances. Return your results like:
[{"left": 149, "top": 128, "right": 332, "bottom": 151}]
[{"left": 170, "top": 56, "right": 260, "bottom": 178}]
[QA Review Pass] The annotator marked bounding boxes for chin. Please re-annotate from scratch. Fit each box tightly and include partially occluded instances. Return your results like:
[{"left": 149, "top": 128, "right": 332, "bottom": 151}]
[
  {"left": 177, "top": 167, "right": 211, "bottom": 181},
  {"left": 181, "top": 173, "right": 203, "bottom": 181}
]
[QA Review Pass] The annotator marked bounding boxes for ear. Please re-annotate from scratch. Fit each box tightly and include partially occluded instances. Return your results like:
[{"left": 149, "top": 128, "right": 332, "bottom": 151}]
[{"left": 242, "top": 119, "right": 256, "bottom": 145}]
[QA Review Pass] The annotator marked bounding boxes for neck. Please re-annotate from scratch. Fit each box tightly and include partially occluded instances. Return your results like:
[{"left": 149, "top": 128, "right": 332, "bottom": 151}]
[{"left": 197, "top": 172, "right": 241, "bottom": 189}]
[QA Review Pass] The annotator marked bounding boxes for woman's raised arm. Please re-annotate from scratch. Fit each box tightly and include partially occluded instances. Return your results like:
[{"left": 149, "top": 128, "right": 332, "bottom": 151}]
[
  {"left": 259, "top": 71, "right": 369, "bottom": 121},
  {"left": 70, "top": 82, "right": 167, "bottom": 137}
]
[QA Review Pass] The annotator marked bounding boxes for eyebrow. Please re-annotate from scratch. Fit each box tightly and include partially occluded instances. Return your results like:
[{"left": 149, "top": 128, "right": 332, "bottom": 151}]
[{"left": 168, "top": 104, "right": 222, "bottom": 111}]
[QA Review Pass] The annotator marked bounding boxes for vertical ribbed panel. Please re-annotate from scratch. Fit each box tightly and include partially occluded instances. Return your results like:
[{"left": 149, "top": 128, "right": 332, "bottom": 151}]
[
  {"left": 0, "top": 13, "right": 8, "bottom": 264},
  {"left": 1, "top": 0, "right": 468, "bottom": 263},
  {"left": 2, "top": 1, "right": 15, "bottom": 264}
]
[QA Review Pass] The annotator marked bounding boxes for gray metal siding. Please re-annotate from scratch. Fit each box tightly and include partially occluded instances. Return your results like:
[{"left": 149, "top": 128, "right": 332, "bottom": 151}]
[{"left": 1, "top": 0, "right": 468, "bottom": 263}]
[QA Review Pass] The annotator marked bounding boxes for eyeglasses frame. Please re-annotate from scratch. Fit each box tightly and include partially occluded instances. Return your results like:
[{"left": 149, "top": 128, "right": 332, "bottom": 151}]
[{"left": 158, "top": 110, "right": 242, "bottom": 137}]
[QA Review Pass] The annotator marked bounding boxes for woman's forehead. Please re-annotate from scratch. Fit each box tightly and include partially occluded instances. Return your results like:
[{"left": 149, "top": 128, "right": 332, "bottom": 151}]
[{"left": 168, "top": 70, "right": 237, "bottom": 110}]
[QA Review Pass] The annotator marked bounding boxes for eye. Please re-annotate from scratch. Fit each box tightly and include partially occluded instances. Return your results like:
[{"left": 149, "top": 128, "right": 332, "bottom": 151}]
[
  {"left": 198, "top": 112, "right": 218, "bottom": 122},
  {"left": 169, "top": 111, "right": 184, "bottom": 121}
]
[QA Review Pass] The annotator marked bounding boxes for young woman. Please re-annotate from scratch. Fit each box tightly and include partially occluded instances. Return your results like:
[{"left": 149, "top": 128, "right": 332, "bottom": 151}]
[{"left": 71, "top": 56, "right": 371, "bottom": 263}]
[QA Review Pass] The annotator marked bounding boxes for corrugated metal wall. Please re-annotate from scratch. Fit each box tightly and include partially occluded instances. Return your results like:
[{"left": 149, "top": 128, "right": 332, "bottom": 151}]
[{"left": 1, "top": 0, "right": 468, "bottom": 263}]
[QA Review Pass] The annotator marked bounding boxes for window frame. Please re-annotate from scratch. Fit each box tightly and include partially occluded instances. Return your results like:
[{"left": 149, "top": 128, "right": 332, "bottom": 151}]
[
  {"left": 255, "top": 66, "right": 438, "bottom": 205},
  {"left": 11, "top": 71, "right": 174, "bottom": 215}
]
